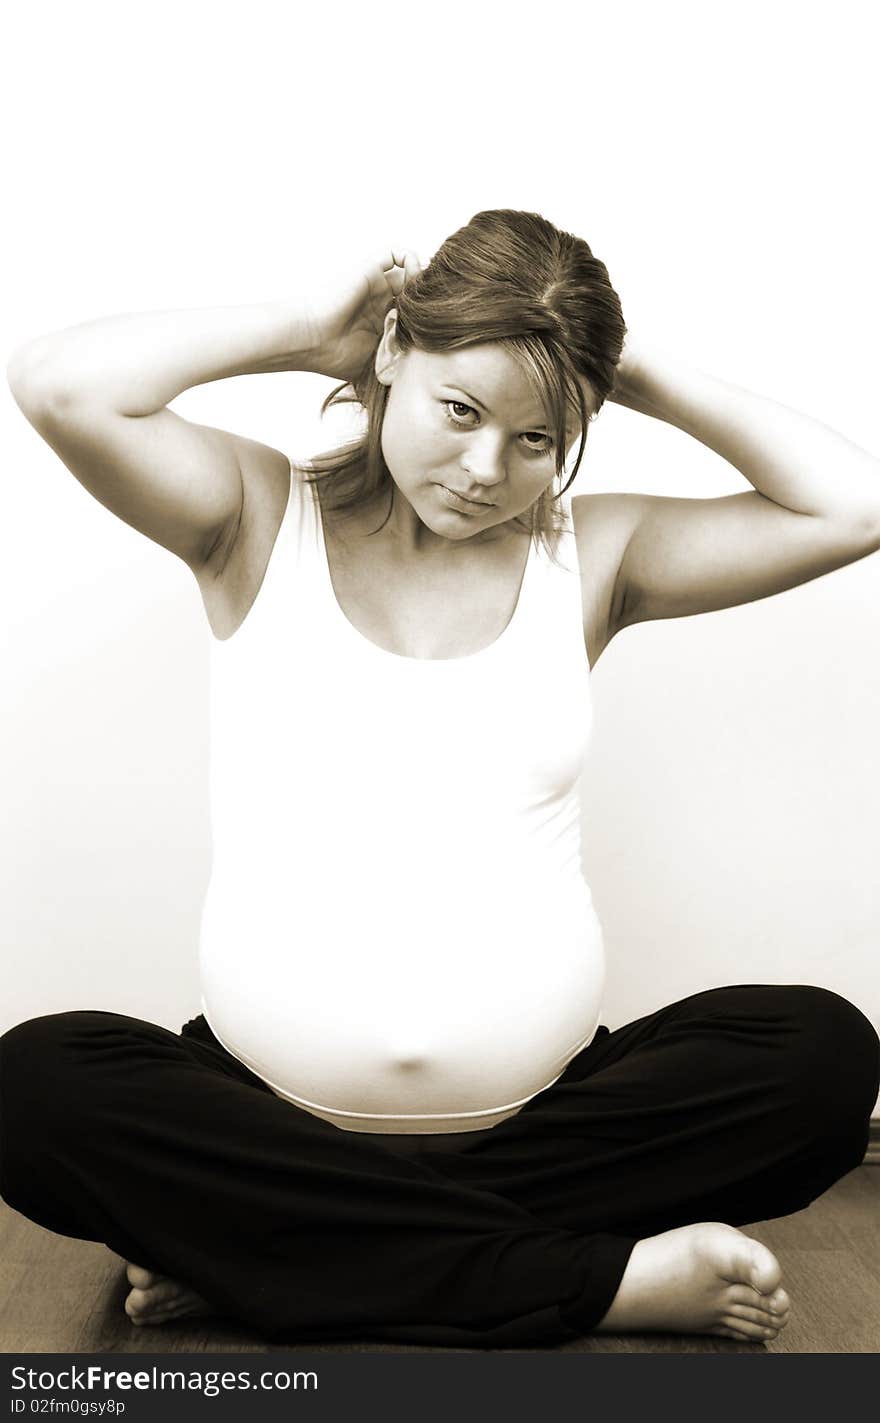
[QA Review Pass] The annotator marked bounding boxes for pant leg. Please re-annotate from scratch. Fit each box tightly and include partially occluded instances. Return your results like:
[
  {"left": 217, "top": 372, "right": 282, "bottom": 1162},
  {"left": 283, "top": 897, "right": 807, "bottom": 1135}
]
[
  {"left": 0, "top": 1010, "right": 632, "bottom": 1348},
  {"left": 430, "top": 985, "right": 880, "bottom": 1252},
  {"left": 5, "top": 987, "right": 873, "bottom": 1345}
]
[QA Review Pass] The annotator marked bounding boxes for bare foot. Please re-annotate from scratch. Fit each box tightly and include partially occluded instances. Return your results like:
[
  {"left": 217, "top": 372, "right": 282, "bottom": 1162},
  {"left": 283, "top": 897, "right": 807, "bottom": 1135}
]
[
  {"left": 596, "top": 1222, "right": 791, "bottom": 1343},
  {"left": 124, "top": 1262, "right": 215, "bottom": 1327}
]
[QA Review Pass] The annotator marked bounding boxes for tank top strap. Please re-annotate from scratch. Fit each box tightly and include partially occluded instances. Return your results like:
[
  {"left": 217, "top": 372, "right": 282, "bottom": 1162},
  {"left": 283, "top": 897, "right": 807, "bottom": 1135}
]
[
  {"left": 513, "top": 502, "right": 587, "bottom": 664},
  {"left": 252, "top": 465, "right": 587, "bottom": 679},
  {"left": 285, "top": 457, "right": 319, "bottom": 562},
  {"left": 288, "top": 460, "right": 360, "bottom": 642},
  {"left": 273, "top": 458, "right": 335, "bottom": 617}
]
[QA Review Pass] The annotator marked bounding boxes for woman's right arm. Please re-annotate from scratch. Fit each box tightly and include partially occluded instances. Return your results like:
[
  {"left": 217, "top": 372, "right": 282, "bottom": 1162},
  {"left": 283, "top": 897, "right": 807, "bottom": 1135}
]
[
  {"left": 7, "top": 252, "right": 419, "bottom": 570},
  {"left": 6, "top": 301, "right": 321, "bottom": 570}
]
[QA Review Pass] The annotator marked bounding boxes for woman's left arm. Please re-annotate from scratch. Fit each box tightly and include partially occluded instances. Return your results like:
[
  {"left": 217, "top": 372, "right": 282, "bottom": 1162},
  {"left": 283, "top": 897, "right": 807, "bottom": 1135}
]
[{"left": 606, "top": 337, "right": 880, "bottom": 629}]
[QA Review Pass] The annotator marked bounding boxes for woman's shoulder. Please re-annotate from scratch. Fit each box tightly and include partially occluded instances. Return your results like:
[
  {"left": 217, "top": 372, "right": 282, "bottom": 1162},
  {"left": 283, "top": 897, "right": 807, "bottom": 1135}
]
[{"left": 571, "top": 489, "right": 648, "bottom": 552}]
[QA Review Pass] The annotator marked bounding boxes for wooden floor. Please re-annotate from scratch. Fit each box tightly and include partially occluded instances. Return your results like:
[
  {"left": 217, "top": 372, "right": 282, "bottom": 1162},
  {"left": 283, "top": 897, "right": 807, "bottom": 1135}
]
[{"left": 1, "top": 1168, "right": 878, "bottom": 1354}]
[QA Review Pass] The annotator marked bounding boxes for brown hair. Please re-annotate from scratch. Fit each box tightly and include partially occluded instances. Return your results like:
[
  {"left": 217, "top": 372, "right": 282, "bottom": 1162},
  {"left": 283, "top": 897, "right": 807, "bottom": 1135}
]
[{"left": 304, "top": 209, "right": 626, "bottom": 555}]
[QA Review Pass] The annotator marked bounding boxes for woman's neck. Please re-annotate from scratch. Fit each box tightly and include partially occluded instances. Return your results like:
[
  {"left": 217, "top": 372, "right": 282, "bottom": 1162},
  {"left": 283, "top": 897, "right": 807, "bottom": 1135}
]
[{"left": 325, "top": 483, "right": 517, "bottom": 562}]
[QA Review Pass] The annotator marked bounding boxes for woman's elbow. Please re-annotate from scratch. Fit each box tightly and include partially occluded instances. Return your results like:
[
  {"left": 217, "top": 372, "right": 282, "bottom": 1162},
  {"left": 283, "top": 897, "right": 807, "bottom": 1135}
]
[{"left": 8, "top": 338, "right": 92, "bottom": 425}]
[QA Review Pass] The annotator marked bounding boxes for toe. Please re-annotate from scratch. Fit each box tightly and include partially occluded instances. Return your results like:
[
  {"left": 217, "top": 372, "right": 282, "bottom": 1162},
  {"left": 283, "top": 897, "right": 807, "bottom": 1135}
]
[
  {"left": 727, "top": 1283, "right": 784, "bottom": 1316},
  {"left": 719, "top": 1315, "right": 777, "bottom": 1342},
  {"left": 137, "top": 1299, "right": 202, "bottom": 1325},
  {"left": 765, "top": 1286, "right": 790, "bottom": 1315},
  {"left": 125, "top": 1287, "right": 150, "bottom": 1317},
  {"left": 745, "top": 1239, "right": 782, "bottom": 1296},
  {"left": 727, "top": 1302, "right": 782, "bottom": 1330},
  {"left": 126, "top": 1263, "right": 163, "bottom": 1290},
  {"left": 144, "top": 1279, "right": 188, "bottom": 1309},
  {"left": 126, "top": 1287, "right": 210, "bottom": 1327},
  {"left": 709, "top": 1225, "right": 782, "bottom": 1298},
  {"left": 125, "top": 1278, "right": 188, "bottom": 1321}
]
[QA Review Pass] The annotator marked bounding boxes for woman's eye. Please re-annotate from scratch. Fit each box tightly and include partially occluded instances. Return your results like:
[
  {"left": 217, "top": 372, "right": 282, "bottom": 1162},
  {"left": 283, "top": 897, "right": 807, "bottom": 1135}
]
[
  {"left": 443, "top": 400, "right": 479, "bottom": 425},
  {"left": 519, "top": 431, "right": 554, "bottom": 454},
  {"left": 441, "top": 402, "right": 552, "bottom": 454}
]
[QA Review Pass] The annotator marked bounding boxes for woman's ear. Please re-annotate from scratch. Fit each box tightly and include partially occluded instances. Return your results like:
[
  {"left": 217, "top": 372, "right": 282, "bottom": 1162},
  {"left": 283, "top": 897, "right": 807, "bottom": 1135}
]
[{"left": 375, "top": 309, "right": 403, "bottom": 385}]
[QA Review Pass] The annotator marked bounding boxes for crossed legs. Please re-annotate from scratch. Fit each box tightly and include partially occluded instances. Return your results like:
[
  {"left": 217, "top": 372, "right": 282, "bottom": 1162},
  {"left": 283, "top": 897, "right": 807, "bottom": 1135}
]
[{"left": 1, "top": 985, "right": 876, "bottom": 1346}]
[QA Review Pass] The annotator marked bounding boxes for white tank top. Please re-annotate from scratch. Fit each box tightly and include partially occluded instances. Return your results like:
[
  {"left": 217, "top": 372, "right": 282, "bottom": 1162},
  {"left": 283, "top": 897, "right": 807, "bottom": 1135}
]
[{"left": 199, "top": 462, "right": 605, "bottom": 1133}]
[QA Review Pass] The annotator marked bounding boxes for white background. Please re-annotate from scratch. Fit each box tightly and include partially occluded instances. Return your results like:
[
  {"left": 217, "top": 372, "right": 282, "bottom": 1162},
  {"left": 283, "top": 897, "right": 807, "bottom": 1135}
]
[{"left": 3, "top": 2, "right": 878, "bottom": 1113}]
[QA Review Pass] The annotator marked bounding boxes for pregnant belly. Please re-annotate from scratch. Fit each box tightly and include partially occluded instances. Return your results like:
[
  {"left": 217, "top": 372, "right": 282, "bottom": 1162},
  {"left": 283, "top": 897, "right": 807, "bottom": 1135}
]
[{"left": 199, "top": 874, "right": 605, "bottom": 1133}]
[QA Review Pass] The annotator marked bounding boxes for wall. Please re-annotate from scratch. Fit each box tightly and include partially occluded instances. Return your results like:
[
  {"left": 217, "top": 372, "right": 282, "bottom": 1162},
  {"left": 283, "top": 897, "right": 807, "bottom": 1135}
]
[{"left": 3, "top": 3, "right": 878, "bottom": 1115}]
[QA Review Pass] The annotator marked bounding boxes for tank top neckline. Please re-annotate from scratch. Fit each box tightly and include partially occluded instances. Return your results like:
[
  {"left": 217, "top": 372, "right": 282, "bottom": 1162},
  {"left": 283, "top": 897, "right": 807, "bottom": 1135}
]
[{"left": 307, "top": 474, "right": 539, "bottom": 667}]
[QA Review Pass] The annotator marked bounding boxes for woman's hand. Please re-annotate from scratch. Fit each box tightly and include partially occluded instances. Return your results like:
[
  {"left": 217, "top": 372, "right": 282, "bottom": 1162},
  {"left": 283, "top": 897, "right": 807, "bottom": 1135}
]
[
  {"left": 295, "top": 250, "right": 423, "bottom": 384},
  {"left": 607, "top": 334, "right": 655, "bottom": 415}
]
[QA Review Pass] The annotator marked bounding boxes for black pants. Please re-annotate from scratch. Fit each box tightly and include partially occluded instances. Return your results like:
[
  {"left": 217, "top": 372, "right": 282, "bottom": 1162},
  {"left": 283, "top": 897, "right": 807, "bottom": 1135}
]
[{"left": 0, "top": 985, "right": 877, "bottom": 1348}]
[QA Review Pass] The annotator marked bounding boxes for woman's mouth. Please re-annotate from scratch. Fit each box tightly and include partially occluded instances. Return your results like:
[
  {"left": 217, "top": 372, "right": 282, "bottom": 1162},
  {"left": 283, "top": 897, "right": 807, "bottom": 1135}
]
[{"left": 438, "top": 485, "right": 495, "bottom": 513}]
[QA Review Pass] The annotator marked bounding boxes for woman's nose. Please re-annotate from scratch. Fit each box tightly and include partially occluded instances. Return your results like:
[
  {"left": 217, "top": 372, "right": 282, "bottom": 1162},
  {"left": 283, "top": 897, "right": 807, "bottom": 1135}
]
[{"left": 461, "top": 432, "right": 506, "bottom": 485}]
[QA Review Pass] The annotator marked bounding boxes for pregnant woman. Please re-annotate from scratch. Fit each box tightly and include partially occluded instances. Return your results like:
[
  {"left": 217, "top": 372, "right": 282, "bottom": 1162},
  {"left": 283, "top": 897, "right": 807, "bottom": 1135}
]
[{"left": 3, "top": 209, "right": 878, "bottom": 1347}]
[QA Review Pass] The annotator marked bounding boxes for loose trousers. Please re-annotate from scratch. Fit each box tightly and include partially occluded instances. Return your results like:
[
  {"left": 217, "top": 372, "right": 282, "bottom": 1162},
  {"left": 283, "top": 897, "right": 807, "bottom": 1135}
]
[{"left": 1, "top": 984, "right": 877, "bottom": 1348}]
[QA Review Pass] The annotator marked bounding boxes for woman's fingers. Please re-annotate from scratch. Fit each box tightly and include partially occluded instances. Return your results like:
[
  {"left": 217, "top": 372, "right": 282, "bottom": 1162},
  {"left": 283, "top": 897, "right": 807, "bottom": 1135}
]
[
  {"left": 378, "top": 248, "right": 423, "bottom": 295},
  {"left": 395, "top": 249, "right": 424, "bottom": 282}
]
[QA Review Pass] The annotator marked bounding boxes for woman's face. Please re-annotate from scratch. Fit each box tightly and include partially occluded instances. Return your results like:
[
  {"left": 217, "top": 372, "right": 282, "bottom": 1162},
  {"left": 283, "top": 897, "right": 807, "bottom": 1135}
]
[{"left": 376, "top": 324, "right": 597, "bottom": 541}]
